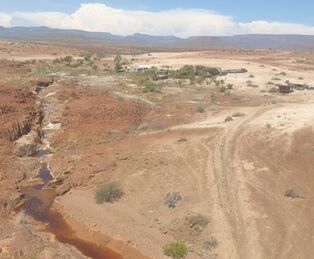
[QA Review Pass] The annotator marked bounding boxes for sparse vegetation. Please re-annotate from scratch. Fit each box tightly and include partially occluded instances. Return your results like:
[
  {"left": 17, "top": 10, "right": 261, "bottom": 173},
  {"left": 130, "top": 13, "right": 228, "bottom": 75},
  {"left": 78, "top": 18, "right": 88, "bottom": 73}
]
[
  {"left": 71, "top": 155, "right": 83, "bottom": 161},
  {"left": 232, "top": 112, "right": 246, "bottom": 117},
  {"left": 177, "top": 137, "right": 188, "bottom": 143},
  {"left": 164, "top": 192, "right": 182, "bottom": 208},
  {"left": 95, "top": 181, "right": 123, "bottom": 204},
  {"left": 202, "top": 238, "right": 218, "bottom": 251},
  {"left": 143, "top": 83, "right": 161, "bottom": 93},
  {"left": 63, "top": 55, "right": 73, "bottom": 65},
  {"left": 32, "top": 66, "right": 51, "bottom": 76},
  {"left": 175, "top": 65, "right": 195, "bottom": 80},
  {"left": 219, "top": 85, "right": 227, "bottom": 92},
  {"left": 225, "top": 116, "right": 233, "bottom": 122},
  {"left": 196, "top": 105, "right": 205, "bottom": 113},
  {"left": 269, "top": 86, "right": 278, "bottom": 93},
  {"left": 6, "top": 77, "right": 26, "bottom": 85},
  {"left": 163, "top": 241, "right": 187, "bottom": 259},
  {"left": 227, "top": 83, "right": 233, "bottom": 90},
  {"left": 188, "top": 214, "right": 209, "bottom": 228},
  {"left": 284, "top": 189, "right": 302, "bottom": 199},
  {"left": 175, "top": 65, "right": 219, "bottom": 82},
  {"left": 114, "top": 53, "right": 123, "bottom": 73}
]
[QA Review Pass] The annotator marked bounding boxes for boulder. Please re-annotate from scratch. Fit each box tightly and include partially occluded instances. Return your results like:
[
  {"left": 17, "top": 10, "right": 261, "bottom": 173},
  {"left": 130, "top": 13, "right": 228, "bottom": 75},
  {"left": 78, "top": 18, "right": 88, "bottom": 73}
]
[{"left": 14, "top": 131, "right": 39, "bottom": 157}]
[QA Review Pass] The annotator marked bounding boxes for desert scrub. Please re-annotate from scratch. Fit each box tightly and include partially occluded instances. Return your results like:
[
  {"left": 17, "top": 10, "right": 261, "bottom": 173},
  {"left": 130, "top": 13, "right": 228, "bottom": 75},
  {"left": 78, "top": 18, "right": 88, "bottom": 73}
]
[
  {"left": 164, "top": 192, "right": 182, "bottom": 208},
  {"left": 232, "top": 112, "right": 246, "bottom": 117},
  {"left": 284, "top": 189, "right": 302, "bottom": 199},
  {"left": 196, "top": 105, "right": 205, "bottom": 113},
  {"left": 203, "top": 238, "right": 218, "bottom": 251},
  {"left": 163, "top": 241, "right": 187, "bottom": 259},
  {"left": 32, "top": 66, "right": 51, "bottom": 76},
  {"left": 95, "top": 181, "right": 123, "bottom": 204},
  {"left": 227, "top": 83, "right": 233, "bottom": 90},
  {"left": 143, "top": 83, "right": 161, "bottom": 93}
]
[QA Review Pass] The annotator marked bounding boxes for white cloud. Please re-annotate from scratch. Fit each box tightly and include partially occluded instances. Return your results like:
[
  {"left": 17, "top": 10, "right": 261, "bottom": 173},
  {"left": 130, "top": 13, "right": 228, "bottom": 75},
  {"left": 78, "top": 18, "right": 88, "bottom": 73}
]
[
  {"left": 12, "top": 3, "right": 236, "bottom": 37},
  {"left": 238, "top": 21, "right": 314, "bottom": 35},
  {"left": 0, "top": 13, "right": 12, "bottom": 27},
  {"left": 3, "top": 3, "right": 314, "bottom": 37}
]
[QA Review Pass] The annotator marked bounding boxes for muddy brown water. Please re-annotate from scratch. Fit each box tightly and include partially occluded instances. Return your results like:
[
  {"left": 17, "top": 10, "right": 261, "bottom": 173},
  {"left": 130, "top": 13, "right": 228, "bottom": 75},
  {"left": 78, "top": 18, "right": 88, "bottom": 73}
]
[{"left": 21, "top": 161, "right": 122, "bottom": 259}]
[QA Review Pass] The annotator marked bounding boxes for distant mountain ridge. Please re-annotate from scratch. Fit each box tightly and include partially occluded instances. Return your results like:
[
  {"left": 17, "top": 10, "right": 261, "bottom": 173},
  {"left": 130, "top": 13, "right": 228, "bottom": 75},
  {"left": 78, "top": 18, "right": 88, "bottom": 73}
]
[{"left": 1, "top": 26, "right": 314, "bottom": 50}]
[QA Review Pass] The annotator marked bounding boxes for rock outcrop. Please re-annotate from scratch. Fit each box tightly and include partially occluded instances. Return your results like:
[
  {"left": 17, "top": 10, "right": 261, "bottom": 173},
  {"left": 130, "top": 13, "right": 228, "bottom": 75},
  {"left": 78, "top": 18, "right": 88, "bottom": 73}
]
[{"left": 14, "top": 131, "right": 40, "bottom": 157}]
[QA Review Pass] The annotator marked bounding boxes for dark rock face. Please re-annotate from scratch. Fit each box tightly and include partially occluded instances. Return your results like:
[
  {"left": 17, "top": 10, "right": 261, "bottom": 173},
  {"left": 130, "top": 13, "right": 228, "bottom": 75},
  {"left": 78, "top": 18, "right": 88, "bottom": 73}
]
[{"left": 35, "top": 78, "right": 54, "bottom": 93}]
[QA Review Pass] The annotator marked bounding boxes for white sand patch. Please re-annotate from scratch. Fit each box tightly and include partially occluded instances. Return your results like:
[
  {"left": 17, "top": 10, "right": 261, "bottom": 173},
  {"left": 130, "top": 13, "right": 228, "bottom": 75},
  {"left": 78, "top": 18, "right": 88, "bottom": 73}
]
[{"left": 248, "top": 103, "right": 314, "bottom": 133}]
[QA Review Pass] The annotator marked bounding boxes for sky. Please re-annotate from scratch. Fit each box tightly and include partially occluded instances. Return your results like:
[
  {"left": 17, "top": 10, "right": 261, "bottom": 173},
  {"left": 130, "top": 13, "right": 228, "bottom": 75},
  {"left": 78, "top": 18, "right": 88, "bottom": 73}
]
[{"left": 0, "top": 1, "right": 314, "bottom": 37}]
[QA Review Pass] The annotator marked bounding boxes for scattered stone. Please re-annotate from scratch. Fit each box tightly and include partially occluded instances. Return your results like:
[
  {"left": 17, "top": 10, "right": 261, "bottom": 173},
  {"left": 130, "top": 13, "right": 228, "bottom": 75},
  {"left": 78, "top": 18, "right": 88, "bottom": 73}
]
[
  {"left": 47, "top": 178, "right": 64, "bottom": 188},
  {"left": 56, "top": 183, "right": 72, "bottom": 196},
  {"left": 8, "top": 193, "right": 26, "bottom": 210},
  {"left": 138, "top": 122, "right": 149, "bottom": 131}
]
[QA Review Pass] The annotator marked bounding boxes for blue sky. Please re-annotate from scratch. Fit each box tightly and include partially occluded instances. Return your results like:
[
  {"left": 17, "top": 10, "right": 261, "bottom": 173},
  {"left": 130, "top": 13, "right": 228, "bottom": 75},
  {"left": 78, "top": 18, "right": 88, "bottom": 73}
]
[
  {"left": 1, "top": 1, "right": 314, "bottom": 37},
  {"left": 1, "top": 0, "right": 314, "bottom": 25}
]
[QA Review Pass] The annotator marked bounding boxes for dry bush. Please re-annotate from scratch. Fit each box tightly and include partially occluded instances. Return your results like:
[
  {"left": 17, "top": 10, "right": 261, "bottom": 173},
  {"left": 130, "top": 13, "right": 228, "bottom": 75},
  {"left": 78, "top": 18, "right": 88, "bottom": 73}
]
[
  {"left": 163, "top": 241, "right": 187, "bottom": 259},
  {"left": 95, "top": 181, "right": 123, "bottom": 204}
]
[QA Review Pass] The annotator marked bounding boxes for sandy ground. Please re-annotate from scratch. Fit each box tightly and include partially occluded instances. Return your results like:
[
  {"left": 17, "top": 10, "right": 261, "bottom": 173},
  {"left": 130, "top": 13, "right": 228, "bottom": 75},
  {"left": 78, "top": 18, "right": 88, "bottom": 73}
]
[
  {"left": 52, "top": 51, "right": 314, "bottom": 258},
  {"left": 1, "top": 44, "right": 314, "bottom": 258}
]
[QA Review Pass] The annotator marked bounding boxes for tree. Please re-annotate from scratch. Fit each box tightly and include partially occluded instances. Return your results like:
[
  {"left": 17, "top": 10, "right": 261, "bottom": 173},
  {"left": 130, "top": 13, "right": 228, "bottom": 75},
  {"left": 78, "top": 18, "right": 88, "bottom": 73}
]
[
  {"left": 114, "top": 53, "right": 123, "bottom": 73},
  {"left": 163, "top": 241, "right": 187, "bottom": 259},
  {"left": 63, "top": 56, "right": 73, "bottom": 65}
]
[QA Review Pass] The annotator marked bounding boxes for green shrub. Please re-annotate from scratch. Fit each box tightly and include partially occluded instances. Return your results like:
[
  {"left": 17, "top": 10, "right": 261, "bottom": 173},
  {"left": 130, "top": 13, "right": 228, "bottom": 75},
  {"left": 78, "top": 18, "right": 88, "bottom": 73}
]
[
  {"left": 163, "top": 241, "right": 187, "bottom": 259},
  {"left": 175, "top": 65, "right": 195, "bottom": 80},
  {"left": 114, "top": 54, "right": 123, "bottom": 73},
  {"left": 143, "top": 83, "right": 161, "bottom": 93},
  {"left": 95, "top": 181, "right": 123, "bottom": 204},
  {"left": 195, "top": 65, "right": 219, "bottom": 77},
  {"left": 63, "top": 56, "right": 73, "bottom": 64},
  {"left": 32, "top": 66, "right": 50, "bottom": 76}
]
